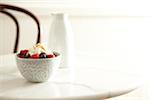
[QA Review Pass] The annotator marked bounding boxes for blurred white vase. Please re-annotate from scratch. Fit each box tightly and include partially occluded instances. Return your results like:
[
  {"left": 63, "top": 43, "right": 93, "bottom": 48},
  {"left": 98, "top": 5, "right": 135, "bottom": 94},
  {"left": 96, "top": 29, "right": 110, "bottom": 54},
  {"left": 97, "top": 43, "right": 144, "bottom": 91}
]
[{"left": 48, "top": 13, "right": 75, "bottom": 68}]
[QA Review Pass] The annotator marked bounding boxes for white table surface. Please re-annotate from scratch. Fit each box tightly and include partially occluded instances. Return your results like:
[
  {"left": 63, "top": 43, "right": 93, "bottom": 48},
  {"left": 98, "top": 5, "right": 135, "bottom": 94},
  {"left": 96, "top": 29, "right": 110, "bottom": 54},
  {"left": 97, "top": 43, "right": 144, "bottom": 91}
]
[{"left": 0, "top": 54, "right": 142, "bottom": 100}]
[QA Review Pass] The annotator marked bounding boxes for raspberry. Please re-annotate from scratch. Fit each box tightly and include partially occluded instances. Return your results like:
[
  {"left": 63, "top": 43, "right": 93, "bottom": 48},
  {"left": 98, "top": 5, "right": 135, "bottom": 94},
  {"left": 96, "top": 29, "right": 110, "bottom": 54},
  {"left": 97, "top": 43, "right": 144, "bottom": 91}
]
[
  {"left": 30, "top": 54, "right": 39, "bottom": 59},
  {"left": 20, "top": 49, "right": 28, "bottom": 55},
  {"left": 47, "top": 54, "right": 55, "bottom": 58}
]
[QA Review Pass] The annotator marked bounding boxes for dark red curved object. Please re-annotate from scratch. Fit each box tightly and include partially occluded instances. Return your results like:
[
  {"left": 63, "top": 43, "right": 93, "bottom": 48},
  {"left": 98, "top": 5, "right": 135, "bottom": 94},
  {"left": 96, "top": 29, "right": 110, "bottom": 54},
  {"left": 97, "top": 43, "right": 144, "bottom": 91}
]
[
  {"left": 0, "top": 10, "right": 19, "bottom": 53},
  {"left": 0, "top": 4, "right": 41, "bottom": 53}
]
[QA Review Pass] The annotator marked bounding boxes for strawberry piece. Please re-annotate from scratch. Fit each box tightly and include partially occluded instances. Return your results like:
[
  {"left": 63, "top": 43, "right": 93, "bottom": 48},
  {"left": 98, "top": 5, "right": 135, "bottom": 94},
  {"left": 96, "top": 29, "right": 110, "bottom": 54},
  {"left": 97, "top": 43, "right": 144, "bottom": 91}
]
[
  {"left": 47, "top": 54, "right": 55, "bottom": 58},
  {"left": 30, "top": 54, "right": 39, "bottom": 59},
  {"left": 20, "top": 49, "right": 28, "bottom": 55}
]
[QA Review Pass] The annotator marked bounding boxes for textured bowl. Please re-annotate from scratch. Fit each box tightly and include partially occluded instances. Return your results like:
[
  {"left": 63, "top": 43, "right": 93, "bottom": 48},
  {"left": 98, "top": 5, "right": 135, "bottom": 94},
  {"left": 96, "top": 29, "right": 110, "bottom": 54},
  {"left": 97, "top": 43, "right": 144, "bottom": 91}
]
[{"left": 16, "top": 52, "right": 61, "bottom": 82}]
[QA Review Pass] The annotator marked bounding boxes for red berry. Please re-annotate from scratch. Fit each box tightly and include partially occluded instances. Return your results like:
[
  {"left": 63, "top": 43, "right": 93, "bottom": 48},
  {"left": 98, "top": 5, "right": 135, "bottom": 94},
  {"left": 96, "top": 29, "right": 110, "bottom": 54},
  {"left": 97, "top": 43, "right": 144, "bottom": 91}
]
[
  {"left": 30, "top": 54, "right": 39, "bottom": 59},
  {"left": 47, "top": 54, "right": 55, "bottom": 58},
  {"left": 20, "top": 49, "right": 28, "bottom": 55}
]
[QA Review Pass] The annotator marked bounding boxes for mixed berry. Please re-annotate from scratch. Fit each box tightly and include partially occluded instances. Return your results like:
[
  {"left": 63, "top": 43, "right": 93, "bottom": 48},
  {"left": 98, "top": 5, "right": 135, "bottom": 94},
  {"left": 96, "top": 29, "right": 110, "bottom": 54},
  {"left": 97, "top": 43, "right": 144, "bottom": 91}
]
[
  {"left": 17, "top": 49, "right": 55, "bottom": 59},
  {"left": 17, "top": 43, "right": 56, "bottom": 59}
]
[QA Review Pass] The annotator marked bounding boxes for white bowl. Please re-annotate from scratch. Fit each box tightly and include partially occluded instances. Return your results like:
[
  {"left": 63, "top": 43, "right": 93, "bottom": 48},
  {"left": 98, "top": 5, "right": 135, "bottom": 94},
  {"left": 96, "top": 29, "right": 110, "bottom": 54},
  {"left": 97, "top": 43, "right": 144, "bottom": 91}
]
[{"left": 16, "top": 52, "right": 61, "bottom": 82}]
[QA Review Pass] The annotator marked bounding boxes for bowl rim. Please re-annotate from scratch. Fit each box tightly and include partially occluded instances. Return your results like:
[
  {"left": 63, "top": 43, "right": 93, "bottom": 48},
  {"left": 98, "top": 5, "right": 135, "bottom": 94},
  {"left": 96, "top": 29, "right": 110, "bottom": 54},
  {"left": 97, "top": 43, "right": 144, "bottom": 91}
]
[{"left": 16, "top": 51, "right": 61, "bottom": 60}]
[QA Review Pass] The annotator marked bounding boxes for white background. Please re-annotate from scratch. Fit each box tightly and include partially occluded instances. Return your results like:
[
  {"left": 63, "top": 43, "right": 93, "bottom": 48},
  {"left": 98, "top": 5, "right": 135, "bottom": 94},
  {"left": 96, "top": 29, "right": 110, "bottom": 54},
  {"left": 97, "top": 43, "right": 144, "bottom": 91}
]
[{"left": 0, "top": 0, "right": 150, "bottom": 78}]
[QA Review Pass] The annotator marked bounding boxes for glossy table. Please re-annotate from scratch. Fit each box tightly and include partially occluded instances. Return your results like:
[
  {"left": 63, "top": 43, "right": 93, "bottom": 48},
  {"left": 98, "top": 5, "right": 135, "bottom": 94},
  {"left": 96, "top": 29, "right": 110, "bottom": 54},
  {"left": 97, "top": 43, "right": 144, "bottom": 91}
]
[{"left": 0, "top": 54, "right": 142, "bottom": 100}]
